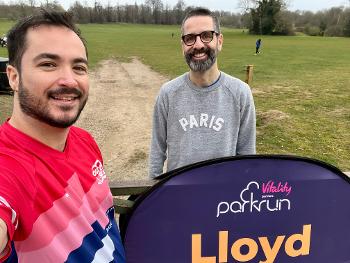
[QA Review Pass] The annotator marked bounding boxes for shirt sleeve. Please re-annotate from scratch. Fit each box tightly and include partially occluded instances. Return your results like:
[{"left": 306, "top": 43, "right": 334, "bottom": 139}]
[
  {"left": 236, "top": 84, "right": 256, "bottom": 155},
  {"left": 148, "top": 89, "right": 168, "bottom": 178},
  {"left": 0, "top": 156, "right": 26, "bottom": 262}
]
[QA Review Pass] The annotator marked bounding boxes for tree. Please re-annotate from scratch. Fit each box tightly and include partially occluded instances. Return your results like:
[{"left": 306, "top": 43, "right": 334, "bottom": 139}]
[
  {"left": 174, "top": 0, "right": 185, "bottom": 24},
  {"left": 139, "top": 4, "right": 152, "bottom": 24},
  {"left": 247, "top": 0, "right": 293, "bottom": 35},
  {"left": 250, "top": 0, "right": 284, "bottom": 34},
  {"left": 69, "top": 1, "right": 91, "bottom": 23},
  {"left": 41, "top": 0, "right": 64, "bottom": 11},
  {"left": 145, "top": 0, "right": 163, "bottom": 24},
  {"left": 343, "top": 9, "right": 350, "bottom": 36}
]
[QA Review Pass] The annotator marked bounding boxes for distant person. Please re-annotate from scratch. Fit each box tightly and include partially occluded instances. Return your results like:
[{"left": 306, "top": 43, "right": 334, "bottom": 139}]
[
  {"left": 149, "top": 8, "right": 256, "bottom": 178},
  {"left": 0, "top": 10, "right": 125, "bottom": 262},
  {"left": 0, "top": 35, "right": 6, "bottom": 47},
  {"left": 172, "top": 32, "right": 174, "bottom": 38},
  {"left": 255, "top": 38, "right": 262, "bottom": 54}
]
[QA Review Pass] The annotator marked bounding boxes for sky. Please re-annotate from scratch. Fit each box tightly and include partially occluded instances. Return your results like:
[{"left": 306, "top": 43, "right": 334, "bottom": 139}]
[{"left": 55, "top": 0, "right": 349, "bottom": 12}]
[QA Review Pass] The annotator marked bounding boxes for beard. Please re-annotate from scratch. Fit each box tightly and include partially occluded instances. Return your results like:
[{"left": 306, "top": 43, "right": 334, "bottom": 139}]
[
  {"left": 18, "top": 81, "right": 88, "bottom": 128},
  {"left": 185, "top": 46, "right": 217, "bottom": 72}
]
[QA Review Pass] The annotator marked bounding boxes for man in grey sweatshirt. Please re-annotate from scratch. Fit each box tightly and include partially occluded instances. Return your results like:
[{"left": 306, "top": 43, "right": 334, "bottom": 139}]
[{"left": 149, "top": 8, "right": 256, "bottom": 178}]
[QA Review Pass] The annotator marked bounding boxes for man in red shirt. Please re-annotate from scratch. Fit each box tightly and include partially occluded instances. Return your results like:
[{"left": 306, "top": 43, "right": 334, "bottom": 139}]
[{"left": 0, "top": 10, "right": 125, "bottom": 262}]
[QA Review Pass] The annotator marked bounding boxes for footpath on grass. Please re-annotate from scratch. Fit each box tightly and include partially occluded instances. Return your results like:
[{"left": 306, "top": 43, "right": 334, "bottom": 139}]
[{"left": 76, "top": 58, "right": 168, "bottom": 182}]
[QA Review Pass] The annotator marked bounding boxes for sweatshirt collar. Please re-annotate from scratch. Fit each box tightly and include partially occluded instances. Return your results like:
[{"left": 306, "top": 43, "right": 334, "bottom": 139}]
[{"left": 185, "top": 71, "right": 224, "bottom": 92}]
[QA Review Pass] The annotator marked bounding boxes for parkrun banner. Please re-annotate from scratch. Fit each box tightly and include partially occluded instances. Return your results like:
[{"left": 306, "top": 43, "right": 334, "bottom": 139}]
[{"left": 122, "top": 155, "right": 350, "bottom": 263}]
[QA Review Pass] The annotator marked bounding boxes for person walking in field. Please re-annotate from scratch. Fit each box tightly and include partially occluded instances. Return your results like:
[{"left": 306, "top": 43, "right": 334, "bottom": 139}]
[
  {"left": 0, "top": 10, "right": 125, "bottom": 262},
  {"left": 149, "top": 8, "right": 256, "bottom": 178},
  {"left": 255, "top": 38, "right": 262, "bottom": 54}
]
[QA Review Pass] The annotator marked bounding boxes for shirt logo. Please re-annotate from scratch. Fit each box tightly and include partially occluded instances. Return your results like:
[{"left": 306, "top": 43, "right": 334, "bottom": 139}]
[
  {"left": 92, "top": 160, "right": 107, "bottom": 184},
  {"left": 179, "top": 113, "right": 225, "bottom": 132}
]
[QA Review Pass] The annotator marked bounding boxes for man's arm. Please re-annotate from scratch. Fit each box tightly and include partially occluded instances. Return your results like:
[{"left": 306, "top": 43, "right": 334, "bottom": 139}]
[
  {"left": 0, "top": 218, "right": 9, "bottom": 258},
  {"left": 148, "top": 91, "right": 168, "bottom": 178},
  {"left": 236, "top": 86, "right": 256, "bottom": 155}
]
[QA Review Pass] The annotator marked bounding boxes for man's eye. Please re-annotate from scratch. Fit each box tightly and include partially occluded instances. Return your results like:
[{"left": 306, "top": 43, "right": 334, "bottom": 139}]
[
  {"left": 74, "top": 65, "right": 88, "bottom": 73},
  {"left": 39, "top": 62, "right": 56, "bottom": 68},
  {"left": 201, "top": 32, "right": 212, "bottom": 39},
  {"left": 184, "top": 35, "right": 195, "bottom": 42}
]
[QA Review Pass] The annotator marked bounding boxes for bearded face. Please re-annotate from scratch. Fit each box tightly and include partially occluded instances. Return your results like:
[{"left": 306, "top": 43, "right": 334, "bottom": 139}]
[
  {"left": 181, "top": 16, "right": 222, "bottom": 73},
  {"left": 184, "top": 45, "right": 218, "bottom": 72},
  {"left": 18, "top": 81, "right": 88, "bottom": 128},
  {"left": 11, "top": 25, "right": 89, "bottom": 129}
]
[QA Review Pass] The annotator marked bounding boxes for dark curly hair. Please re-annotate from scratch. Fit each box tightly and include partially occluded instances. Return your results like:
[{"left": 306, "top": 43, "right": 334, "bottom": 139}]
[{"left": 7, "top": 9, "right": 88, "bottom": 71}]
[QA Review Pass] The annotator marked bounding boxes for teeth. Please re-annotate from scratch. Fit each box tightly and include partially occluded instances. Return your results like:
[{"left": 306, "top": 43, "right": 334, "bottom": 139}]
[
  {"left": 194, "top": 53, "right": 206, "bottom": 57},
  {"left": 53, "top": 96, "right": 76, "bottom": 101}
]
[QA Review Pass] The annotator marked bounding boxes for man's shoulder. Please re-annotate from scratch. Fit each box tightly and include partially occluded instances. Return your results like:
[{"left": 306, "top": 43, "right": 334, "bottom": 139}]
[
  {"left": 220, "top": 72, "right": 252, "bottom": 95},
  {"left": 221, "top": 72, "right": 248, "bottom": 86},
  {"left": 70, "top": 126, "right": 91, "bottom": 137},
  {"left": 0, "top": 123, "right": 33, "bottom": 166},
  {"left": 69, "top": 126, "right": 96, "bottom": 143},
  {"left": 69, "top": 126, "right": 102, "bottom": 157},
  {"left": 160, "top": 73, "right": 188, "bottom": 94},
  {"left": 0, "top": 147, "right": 34, "bottom": 175}
]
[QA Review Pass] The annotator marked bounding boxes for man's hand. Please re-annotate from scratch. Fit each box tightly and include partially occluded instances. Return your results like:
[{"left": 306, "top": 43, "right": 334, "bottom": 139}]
[{"left": 0, "top": 219, "right": 8, "bottom": 257}]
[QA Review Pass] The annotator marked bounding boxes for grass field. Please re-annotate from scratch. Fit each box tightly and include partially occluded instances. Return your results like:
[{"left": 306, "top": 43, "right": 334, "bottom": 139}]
[{"left": 0, "top": 22, "right": 349, "bottom": 171}]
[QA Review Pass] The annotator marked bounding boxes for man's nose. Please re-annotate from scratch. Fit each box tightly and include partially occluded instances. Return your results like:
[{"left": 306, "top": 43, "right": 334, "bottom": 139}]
[
  {"left": 57, "top": 68, "right": 78, "bottom": 88},
  {"left": 193, "top": 35, "right": 205, "bottom": 49}
]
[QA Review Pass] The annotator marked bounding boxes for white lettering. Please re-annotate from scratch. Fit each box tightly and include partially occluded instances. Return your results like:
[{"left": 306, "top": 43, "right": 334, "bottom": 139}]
[
  {"left": 216, "top": 181, "right": 292, "bottom": 218},
  {"left": 190, "top": 115, "right": 199, "bottom": 128},
  {"left": 213, "top": 118, "right": 224, "bottom": 131},
  {"left": 179, "top": 118, "right": 189, "bottom": 131},
  {"left": 178, "top": 114, "right": 225, "bottom": 131},
  {"left": 209, "top": 115, "right": 215, "bottom": 128},
  {"left": 199, "top": 113, "right": 209, "bottom": 127},
  {"left": 217, "top": 202, "right": 230, "bottom": 217}
]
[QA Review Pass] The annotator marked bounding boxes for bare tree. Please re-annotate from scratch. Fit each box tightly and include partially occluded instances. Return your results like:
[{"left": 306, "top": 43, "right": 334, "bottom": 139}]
[
  {"left": 28, "top": 0, "right": 35, "bottom": 8},
  {"left": 174, "top": 0, "right": 185, "bottom": 24},
  {"left": 145, "top": 0, "right": 163, "bottom": 24},
  {"left": 238, "top": 0, "right": 257, "bottom": 12}
]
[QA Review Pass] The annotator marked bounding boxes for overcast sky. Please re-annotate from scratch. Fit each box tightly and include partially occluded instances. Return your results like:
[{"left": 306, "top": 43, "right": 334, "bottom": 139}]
[{"left": 54, "top": 0, "right": 349, "bottom": 12}]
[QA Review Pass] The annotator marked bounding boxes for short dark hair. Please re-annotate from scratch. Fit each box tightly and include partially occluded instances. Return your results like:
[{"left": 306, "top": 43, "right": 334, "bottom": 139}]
[
  {"left": 7, "top": 9, "right": 87, "bottom": 70},
  {"left": 181, "top": 8, "right": 221, "bottom": 35}
]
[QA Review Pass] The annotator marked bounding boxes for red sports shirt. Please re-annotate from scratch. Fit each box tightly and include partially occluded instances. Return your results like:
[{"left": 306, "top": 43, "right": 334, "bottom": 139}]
[{"left": 0, "top": 121, "right": 125, "bottom": 262}]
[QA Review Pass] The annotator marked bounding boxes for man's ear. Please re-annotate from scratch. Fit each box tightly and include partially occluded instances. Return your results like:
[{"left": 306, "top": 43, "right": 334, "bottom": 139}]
[
  {"left": 217, "top": 33, "right": 223, "bottom": 52},
  {"left": 6, "top": 65, "right": 19, "bottom": 92}
]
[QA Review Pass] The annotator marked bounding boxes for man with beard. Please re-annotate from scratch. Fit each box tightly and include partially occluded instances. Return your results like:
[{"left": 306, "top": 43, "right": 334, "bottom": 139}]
[
  {"left": 149, "top": 8, "right": 256, "bottom": 178},
  {"left": 0, "top": 10, "right": 125, "bottom": 262}
]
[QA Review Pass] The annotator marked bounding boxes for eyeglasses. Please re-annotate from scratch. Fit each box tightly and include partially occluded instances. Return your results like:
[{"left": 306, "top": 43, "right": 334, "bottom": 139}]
[{"left": 182, "top": 31, "right": 219, "bottom": 46}]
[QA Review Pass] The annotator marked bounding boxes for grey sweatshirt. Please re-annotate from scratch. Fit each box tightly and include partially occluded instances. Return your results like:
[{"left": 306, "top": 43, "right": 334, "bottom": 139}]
[{"left": 149, "top": 72, "right": 256, "bottom": 178}]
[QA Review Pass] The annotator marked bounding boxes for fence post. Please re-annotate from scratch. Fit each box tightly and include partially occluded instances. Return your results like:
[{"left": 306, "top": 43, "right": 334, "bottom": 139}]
[{"left": 245, "top": 64, "right": 254, "bottom": 86}]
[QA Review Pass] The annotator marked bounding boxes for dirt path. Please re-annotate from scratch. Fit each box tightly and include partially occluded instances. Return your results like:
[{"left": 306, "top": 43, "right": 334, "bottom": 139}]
[{"left": 76, "top": 58, "right": 168, "bottom": 181}]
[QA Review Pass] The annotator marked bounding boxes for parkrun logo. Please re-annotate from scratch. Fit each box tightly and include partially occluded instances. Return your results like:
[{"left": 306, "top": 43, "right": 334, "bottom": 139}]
[
  {"left": 217, "top": 181, "right": 292, "bottom": 218},
  {"left": 192, "top": 224, "right": 311, "bottom": 263}
]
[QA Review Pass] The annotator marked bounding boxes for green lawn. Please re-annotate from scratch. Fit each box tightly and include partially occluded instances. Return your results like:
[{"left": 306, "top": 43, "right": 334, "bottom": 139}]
[{"left": 0, "top": 22, "right": 349, "bottom": 170}]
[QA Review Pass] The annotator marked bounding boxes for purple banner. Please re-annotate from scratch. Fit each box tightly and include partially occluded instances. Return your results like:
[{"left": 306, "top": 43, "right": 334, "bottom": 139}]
[{"left": 123, "top": 156, "right": 350, "bottom": 263}]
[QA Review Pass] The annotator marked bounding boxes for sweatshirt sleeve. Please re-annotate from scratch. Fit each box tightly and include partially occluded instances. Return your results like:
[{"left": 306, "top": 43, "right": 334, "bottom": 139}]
[
  {"left": 236, "top": 85, "right": 256, "bottom": 155},
  {"left": 148, "top": 88, "right": 169, "bottom": 178}
]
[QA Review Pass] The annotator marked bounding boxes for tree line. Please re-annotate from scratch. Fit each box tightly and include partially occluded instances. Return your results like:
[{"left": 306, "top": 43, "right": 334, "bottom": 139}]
[
  {"left": 0, "top": 0, "right": 350, "bottom": 37},
  {"left": 243, "top": 0, "right": 350, "bottom": 37}
]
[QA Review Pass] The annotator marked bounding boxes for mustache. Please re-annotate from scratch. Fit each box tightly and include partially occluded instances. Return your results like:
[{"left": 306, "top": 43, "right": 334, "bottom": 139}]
[
  {"left": 47, "top": 87, "right": 83, "bottom": 97},
  {"left": 188, "top": 47, "right": 210, "bottom": 56}
]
